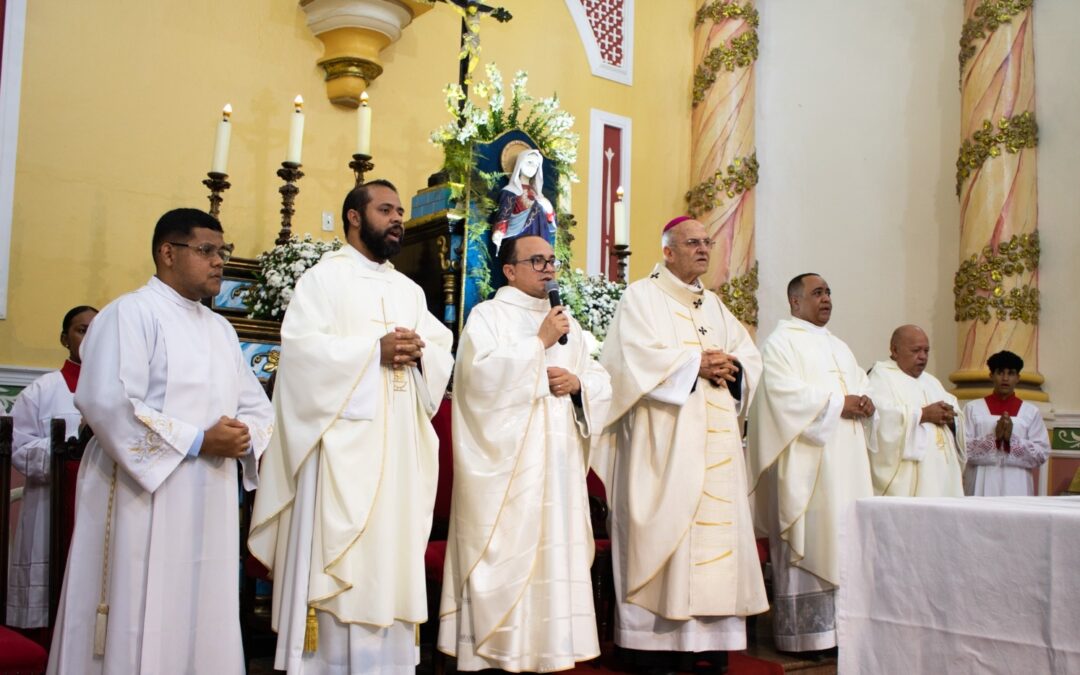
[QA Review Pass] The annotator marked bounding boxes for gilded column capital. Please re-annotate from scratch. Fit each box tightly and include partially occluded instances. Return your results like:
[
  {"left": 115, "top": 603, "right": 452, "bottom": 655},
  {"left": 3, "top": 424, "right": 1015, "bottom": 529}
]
[{"left": 299, "top": 0, "right": 432, "bottom": 107}]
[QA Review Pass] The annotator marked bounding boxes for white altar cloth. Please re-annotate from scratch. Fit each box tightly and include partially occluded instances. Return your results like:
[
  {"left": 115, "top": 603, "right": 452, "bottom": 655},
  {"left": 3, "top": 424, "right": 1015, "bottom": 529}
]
[{"left": 838, "top": 496, "right": 1080, "bottom": 674}]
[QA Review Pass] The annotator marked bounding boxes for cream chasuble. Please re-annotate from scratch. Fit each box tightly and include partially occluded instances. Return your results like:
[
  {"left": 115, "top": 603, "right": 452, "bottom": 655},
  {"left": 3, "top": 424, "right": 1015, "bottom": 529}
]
[
  {"left": 438, "top": 286, "right": 612, "bottom": 672},
  {"left": 748, "top": 317, "right": 873, "bottom": 651},
  {"left": 599, "top": 263, "right": 766, "bottom": 651},
  {"left": 867, "top": 360, "right": 965, "bottom": 497},
  {"left": 248, "top": 245, "right": 453, "bottom": 674},
  {"left": 48, "top": 277, "right": 274, "bottom": 675},
  {"left": 7, "top": 369, "right": 79, "bottom": 628}
]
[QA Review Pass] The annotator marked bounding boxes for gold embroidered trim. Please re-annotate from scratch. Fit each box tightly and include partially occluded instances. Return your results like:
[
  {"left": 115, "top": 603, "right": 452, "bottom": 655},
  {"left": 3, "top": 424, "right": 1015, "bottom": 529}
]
[{"left": 695, "top": 550, "right": 733, "bottom": 566}]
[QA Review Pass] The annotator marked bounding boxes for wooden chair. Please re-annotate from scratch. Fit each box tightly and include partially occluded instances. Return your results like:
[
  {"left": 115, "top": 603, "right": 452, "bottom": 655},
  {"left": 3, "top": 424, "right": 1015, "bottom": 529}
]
[
  {"left": 47, "top": 419, "right": 83, "bottom": 628},
  {"left": 0, "top": 416, "right": 49, "bottom": 674}
]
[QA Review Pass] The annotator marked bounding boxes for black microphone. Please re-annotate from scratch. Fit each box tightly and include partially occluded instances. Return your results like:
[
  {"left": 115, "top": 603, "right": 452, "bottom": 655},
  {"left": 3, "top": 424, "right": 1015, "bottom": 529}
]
[{"left": 544, "top": 280, "right": 568, "bottom": 345}]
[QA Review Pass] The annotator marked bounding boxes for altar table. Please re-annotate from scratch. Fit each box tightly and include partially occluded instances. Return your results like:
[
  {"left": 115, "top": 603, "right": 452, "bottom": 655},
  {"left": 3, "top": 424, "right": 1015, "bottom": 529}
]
[{"left": 838, "top": 496, "right": 1080, "bottom": 674}]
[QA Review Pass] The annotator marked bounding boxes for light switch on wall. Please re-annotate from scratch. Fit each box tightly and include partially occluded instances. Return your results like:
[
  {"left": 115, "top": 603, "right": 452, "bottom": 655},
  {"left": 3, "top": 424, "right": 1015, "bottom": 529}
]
[{"left": 321, "top": 211, "right": 334, "bottom": 232}]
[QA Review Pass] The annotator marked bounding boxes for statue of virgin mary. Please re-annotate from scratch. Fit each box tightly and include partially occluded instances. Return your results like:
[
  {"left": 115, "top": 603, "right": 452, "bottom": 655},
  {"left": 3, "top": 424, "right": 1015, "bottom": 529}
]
[{"left": 491, "top": 146, "right": 556, "bottom": 253}]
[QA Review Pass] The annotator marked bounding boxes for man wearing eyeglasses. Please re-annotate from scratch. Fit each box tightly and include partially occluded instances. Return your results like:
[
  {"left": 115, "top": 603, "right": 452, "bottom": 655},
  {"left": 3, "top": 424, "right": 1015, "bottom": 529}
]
[
  {"left": 249, "top": 180, "right": 454, "bottom": 673},
  {"left": 747, "top": 273, "right": 876, "bottom": 657},
  {"left": 49, "top": 208, "right": 274, "bottom": 674},
  {"left": 438, "top": 235, "right": 612, "bottom": 672},
  {"left": 598, "top": 216, "right": 766, "bottom": 675}
]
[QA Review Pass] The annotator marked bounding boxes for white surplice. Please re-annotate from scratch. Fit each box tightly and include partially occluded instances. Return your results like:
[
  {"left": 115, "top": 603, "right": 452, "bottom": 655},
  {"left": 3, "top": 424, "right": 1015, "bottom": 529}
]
[
  {"left": 962, "top": 398, "right": 1049, "bottom": 496},
  {"left": 6, "top": 367, "right": 79, "bottom": 628},
  {"left": 866, "top": 360, "right": 966, "bottom": 497},
  {"left": 47, "top": 277, "right": 274, "bottom": 675},
  {"left": 748, "top": 317, "right": 874, "bottom": 652},
  {"left": 598, "top": 263, "right": 767, "bottom": 652},
  {"left": 248, "top": 245, "right": 453, "bottom": 674},
  {"left": 438, "top": 286, "right": 612, "bottom": 672}
]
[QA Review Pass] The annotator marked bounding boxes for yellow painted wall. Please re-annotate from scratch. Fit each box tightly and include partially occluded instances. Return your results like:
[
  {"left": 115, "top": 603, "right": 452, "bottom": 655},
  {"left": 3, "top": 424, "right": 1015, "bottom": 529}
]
[{"left": 0, "top": 1, "right": 694, "bottom": 368}]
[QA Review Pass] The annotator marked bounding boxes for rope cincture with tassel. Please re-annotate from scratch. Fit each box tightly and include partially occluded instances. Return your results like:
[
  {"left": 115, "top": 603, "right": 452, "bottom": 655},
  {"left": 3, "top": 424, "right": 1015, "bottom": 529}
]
[
  {"left": 303, "top": 606, "right": 318, "bottom": 653},
  {"left": 94, "top": 462, "right": 119, "bottom": 657}
]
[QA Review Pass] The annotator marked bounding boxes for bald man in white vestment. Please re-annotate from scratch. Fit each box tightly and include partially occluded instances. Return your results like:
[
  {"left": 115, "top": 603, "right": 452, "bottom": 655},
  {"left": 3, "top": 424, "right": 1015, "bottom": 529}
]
[
  {"left": 599, "top": 217, "right": 767, "bottom": 674},
  {"left": 48, "top": 209, "right": 274, "bottom": 675},
  {"left": 866, "top": 325, "right": 965, "bottom": 497},
  {"left": 438, "top": 235, "right": 612, "bottom": 672},
  {"left": 748, "top": 273, "right": 875, "bottom": 654},
  {"left": 249, "top": 180, "right": 453, "bottom": 674}
]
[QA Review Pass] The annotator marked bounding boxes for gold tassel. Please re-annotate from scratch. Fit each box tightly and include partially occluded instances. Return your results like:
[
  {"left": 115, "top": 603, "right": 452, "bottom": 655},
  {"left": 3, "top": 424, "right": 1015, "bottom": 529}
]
[
  {"left": 303, "top": 606, "right": 318, "bottom": 654},
  {"left": 93, "top": 603, "right": 109, "bottom": 657}
]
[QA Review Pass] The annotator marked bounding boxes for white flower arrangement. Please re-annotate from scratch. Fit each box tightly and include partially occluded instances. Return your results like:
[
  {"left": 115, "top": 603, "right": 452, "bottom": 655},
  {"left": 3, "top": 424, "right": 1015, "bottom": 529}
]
[
  {"left": 560, "top": 268, "right": 626, "bottom": 350},
  {"left": 244, "top": 233, "right": 343, "bottom": 320}
]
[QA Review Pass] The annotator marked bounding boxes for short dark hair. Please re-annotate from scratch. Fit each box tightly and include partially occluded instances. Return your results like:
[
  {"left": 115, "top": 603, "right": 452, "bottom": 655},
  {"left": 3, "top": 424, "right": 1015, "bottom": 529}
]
[
  {"left": 341, "top": 179, "right": 398, "bottom": 236},
  {"left": 987, "top": 350, "right": 1024, "bottom": 374},
  {"left": 151, "top": 208, "right": 223, "bottom": 261},
  {"left": 787, "top": 273, "right": 821, "bottom": 300},
  {"left": 62, "top": 305, "right": 97, "bottom": 333},
  {"left": 497, "top": 236, "right": 520, "bottom": 269}
]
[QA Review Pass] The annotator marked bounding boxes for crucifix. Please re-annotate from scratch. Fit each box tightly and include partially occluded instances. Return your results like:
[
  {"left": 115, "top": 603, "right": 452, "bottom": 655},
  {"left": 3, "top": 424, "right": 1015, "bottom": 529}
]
[{"left": 430, "top": 0, "right": 513, "bottom": 117}]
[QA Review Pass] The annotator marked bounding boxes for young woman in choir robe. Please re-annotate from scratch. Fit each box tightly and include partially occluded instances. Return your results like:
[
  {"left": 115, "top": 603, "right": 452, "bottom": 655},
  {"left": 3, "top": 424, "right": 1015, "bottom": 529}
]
[
  {"left": 962, "top": 350, "right": 1049, "bottom": 496},
  {"left": 6, "top": 305, "right": 96, "bottom": 632}
]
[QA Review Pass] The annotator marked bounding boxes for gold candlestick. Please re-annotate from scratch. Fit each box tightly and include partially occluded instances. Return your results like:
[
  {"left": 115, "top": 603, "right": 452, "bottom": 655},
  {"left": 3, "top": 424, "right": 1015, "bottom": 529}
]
[
  {"left": 276, "top": 162, "right": 304, "bottom": 245},
  {"left": 202, "top": 172, "right": 231, "bottom": 219},
  {"left": 349, "top": 153, "right": 375, "bottom": 187}
]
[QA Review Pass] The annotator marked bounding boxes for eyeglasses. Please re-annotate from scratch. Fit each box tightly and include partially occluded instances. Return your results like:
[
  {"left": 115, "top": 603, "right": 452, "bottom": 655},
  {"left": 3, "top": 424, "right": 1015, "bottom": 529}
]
[
  {"left": 511, "top": 255, "right": 561, "bottom": 272},
  {"left": 167, "top": 241, "right": 235, "bottom": 263},
  {"left": 681, "top": 238, "right": 715, "bottom": 250}
]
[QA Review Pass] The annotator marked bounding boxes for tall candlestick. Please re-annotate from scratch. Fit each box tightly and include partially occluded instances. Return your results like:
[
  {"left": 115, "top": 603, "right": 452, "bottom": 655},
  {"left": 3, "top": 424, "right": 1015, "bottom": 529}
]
[
  {"left": 613, "top": 186, "right": 628, "bottom": 246},
  {"left": 357, "top": 91, "right": 372, "bottom": 156},
  {"left": 211, "top": 104, "right": 232, "bottom": 174},
  {"left": 287, "top": 95, "right": 305, "bottom": 164}
]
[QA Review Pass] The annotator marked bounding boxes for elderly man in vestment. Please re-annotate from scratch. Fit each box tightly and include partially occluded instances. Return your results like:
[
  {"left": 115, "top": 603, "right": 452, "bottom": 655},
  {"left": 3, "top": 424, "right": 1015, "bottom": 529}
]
[
  {"left": 867, "top": 325, "right": 965, "bottom": 497},
  {"left": 249, "top": 180, "right": 454, "bottom": 674},
  {"left": 748, "top": 273, "right": 875, "bottom": 655},
  {"left": 962, "top": 350, "right": 1049, "bottom": 496},
  {"left": 438, "top": 235, "right": 612, "bottom": 672},
  {"left": 48, "top": 209, "right": 274, "bottom": 674},
  {"left": 598, "top": 216, "right": 766, "bottom": 675}
]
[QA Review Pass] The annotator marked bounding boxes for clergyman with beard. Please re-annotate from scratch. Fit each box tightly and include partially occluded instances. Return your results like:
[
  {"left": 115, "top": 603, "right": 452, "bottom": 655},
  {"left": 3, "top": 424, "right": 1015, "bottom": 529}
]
[{"left": 249, "top": 180, "right": 455, "bottom": 673}]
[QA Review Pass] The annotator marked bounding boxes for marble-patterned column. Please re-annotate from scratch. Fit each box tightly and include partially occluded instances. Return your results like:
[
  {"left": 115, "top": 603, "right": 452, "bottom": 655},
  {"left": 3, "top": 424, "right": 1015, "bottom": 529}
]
[
  {"left": 951, "top": 0, "right": 1044, "bottom": 401},
  {"left": 688, "top": 1, "right": 759, "bottom": 328}
]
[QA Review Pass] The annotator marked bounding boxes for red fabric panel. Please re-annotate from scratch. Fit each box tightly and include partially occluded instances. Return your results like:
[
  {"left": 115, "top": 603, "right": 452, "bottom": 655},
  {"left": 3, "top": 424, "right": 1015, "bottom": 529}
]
[
  {"left": 431, "top": 398, "right": 454, "bottom": 522},
  {"left": 0, "top": 626, "right": 48, "bottom": 674},
  {"left": 756, "top": 537, "right": 769, "bottom": 564},
  {"left": 425, "top": 539, "right": 447, "bottom": 585},
  {"left": 585, "top": 469, "right": 606, "bottom": 501}
]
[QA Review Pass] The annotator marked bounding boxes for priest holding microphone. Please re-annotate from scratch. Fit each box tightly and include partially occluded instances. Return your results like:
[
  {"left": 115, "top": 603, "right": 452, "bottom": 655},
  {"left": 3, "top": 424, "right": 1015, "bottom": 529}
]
[{"left": 439, "top": 235, "right": 612, "bottom": 672}]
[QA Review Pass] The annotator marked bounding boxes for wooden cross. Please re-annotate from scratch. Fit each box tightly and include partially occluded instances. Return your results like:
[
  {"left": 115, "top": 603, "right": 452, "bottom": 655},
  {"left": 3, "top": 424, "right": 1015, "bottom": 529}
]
[{"left": 431, "top": 0, "right": 513, "bottom": 116}]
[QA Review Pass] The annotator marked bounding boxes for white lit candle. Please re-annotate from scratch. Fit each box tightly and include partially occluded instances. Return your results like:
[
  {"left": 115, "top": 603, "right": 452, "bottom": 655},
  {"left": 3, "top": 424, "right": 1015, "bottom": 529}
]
[
  {"left": 357, "top": 91, "right": 372, "bottom": 155},
  {"left": 613, "top": 186, "right": 629, "bottom": 246},
  {"left": 287, "top": 95, "right": 305, "bottom": 164},
  {"left": 211, "top": 104, "right": 232, "bottom": 174}
]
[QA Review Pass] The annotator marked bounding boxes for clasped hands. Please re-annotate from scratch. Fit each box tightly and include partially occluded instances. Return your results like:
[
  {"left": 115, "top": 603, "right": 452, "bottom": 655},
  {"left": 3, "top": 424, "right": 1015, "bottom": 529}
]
[
  {"left": 994, "top": 412, "right": 1014, "bottom": 442},
  {"left": 202, "top": 416, "right": 251, "bottom": 458},
  {"left": 920, "top": 400, "right": 956, "bottom": 426},
  {"left": 699, "top": 349, "right": 739, "bottom": 387},
  {"left": 380, "top": 327, "right": 425, "bottom": 367},
  {"left": 841, "top": 394, "right": 876, "bottom": 419}
]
